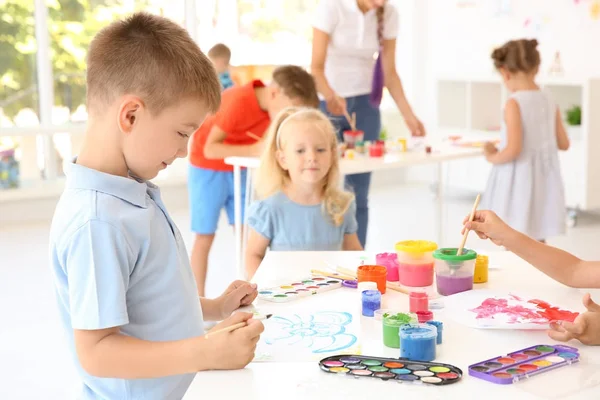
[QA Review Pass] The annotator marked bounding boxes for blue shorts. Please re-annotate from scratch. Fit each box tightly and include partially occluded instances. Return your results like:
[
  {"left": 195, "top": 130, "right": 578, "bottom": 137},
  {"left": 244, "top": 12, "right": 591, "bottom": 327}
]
[{"left": 188, "top": 166, "right": 247, "bottom": 234}]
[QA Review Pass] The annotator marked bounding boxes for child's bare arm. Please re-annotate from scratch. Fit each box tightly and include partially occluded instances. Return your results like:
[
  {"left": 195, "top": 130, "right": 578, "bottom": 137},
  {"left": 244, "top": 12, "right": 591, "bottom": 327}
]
[
  {"left": 486, "top": 99, "right": 523, "bottom": 164},
  {"left": 245, "top": 228, "right": 270, "bottom": 280},
  {"left": 504, "top": 229, "right": 600, "bottom": 288},
  {"left": 74, "top": 313, "right": 264, "bottom": 378},
  {"left": 204, "top": 125, "right": 262, "bottom": 159},
  {"left": 343, "top": 233, "right": 363, "bottom": 251},
  {"left": 465, "top": 210, "right": 600, "bottom": 288},
  {"left": 555, "top": 108, "right": 570, "bottom": 151}
]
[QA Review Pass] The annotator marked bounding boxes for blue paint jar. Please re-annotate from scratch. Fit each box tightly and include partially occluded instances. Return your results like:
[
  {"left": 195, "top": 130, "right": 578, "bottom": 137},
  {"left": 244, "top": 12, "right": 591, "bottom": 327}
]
[
  {"left": 361, "top": 290, "right": 381, "bottom": 317},
  {"left": 399, "top": 323, "right": 437, "bottom": 361},
  {"left": 426, "top": 320, "right": 443, "bottom": 344}
]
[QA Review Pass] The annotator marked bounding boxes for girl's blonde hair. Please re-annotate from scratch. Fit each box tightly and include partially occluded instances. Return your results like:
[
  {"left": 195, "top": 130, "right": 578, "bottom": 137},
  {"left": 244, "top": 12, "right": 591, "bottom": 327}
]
[{"left": 254, "top": 107, "right": 354, "bottom": 226}]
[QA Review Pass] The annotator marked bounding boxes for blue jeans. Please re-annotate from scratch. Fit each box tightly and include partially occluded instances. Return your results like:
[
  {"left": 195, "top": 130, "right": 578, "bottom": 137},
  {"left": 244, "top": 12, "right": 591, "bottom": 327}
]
[{"left": 320, "top": 94, "right": 381, "bottom": 248}]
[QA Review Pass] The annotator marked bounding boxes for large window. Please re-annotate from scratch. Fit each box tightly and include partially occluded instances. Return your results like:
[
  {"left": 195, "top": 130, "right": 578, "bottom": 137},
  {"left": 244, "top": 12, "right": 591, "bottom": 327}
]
[{"left": 199, "top": 0, "right": 318, "bottom": 66}]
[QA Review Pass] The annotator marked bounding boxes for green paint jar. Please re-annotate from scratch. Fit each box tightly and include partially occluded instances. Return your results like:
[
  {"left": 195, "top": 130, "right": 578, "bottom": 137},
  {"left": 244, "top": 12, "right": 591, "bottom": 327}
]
[{"left": 382, "top": 312, "right": 417, "bottom": 348}]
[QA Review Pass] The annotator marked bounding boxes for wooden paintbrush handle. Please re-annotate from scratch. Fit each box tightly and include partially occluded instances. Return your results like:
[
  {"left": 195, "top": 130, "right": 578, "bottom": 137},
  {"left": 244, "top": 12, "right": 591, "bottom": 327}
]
[{"left": 457, "top": 194, "right": 481, "bottom": 255}]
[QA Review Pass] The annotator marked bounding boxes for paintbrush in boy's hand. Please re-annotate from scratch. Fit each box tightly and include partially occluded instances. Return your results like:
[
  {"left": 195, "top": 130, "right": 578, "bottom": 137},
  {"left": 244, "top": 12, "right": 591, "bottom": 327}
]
[{"left": 204, "top": 314, "right": 272, "bottom": 339}]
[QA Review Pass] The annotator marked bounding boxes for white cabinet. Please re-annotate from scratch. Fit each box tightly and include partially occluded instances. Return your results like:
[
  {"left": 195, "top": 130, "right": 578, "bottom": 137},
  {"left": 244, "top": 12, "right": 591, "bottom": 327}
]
[{"left": 436, "top": 75, "right": 600, "bottom": 211}]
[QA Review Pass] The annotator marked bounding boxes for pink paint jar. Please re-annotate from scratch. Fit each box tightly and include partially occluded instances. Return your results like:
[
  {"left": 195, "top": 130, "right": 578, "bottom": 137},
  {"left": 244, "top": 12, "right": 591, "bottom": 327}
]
[
  {"left": 395, "top": 240, "right": 438, "bottom": 288},
  {"left": 409, "top": 292, "right": 429, "bottom": 313},
  {"left": 375, "top": 252, "right": 399, "bottom": 282},
  {"left": 416, "top": 310, "right": 434, "bottom": 323}
]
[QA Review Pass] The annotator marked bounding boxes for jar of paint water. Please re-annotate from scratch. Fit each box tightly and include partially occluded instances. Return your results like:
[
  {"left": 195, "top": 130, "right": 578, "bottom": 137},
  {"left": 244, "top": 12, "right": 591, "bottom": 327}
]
[
  {"left": 409, "top": 292, "right": 428, "bottom": 313},
  {"left": 395, "top": 240, "right": 438, "bottom": 288},
  {"left": 343, "top": 130, "right": 364, "bottom": 149},
  {"left": 375, "top": 252, "right": 399, "bottom": 282},
  {"left": 399, "top": 323, "right": 437, "bottom": 361},
  {"left": 382, "top": 312, "right": 417, "bottom": 348},
  {"left": 474, "top": 254, "right": 489, "bottom": 283},
  {"left": 433, "top": 248, "right": 477, "bottom": 296},
  {"left": 361, "top": 290, "right": 381, "bottom": 317},
  {"left": 357, "top": 265, "right": 387, "bottom": 294}
]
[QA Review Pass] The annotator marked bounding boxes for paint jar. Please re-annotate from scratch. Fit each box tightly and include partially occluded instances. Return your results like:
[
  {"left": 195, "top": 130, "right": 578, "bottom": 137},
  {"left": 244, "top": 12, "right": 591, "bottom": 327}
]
[
  {"left": 382, "top": 312, "right": 417, "bottom": 348},
  {"left": 357, "top": 265, "right": 387, "bottom": 294},
  {"left": 433, "top": 248, "right": 477, "bottom": 296},
  {"left": 409, "top": 292, "right": 429, "bottom": 313},
  {"left": 416, "top": 310, "right": 433, "bottom": 323},
  {"left": 376, "top": 252, "right": 400, "bottom": 282},
  {"left": 426, "top": 321, "right": 443, "bottom": 344},
  {"left": 362, "top": 290, "right": 381, "bottom": 317},
  {"left": 395, "top": 240, "right": 438, "bottom": 288},
  {"left": 398, "top": 138, "right": 407, "bottom": 152},
  {"left": 355, "top": 140, "right": 365, "bottom": 154},
  {"left": 346, "top": 149, "right": 356, "bottom": 160},
  {"left": 369, "top": 142, "right": 384, "bottom": 157},
  {"left": 399, "top": 323, "right": 437, "bottom": 361},
  {"left": 474, "top": 254, "right": 489, "bottom": 283},
  {"left": 343, "top": 130, "right": 364, "bottom": 149}
]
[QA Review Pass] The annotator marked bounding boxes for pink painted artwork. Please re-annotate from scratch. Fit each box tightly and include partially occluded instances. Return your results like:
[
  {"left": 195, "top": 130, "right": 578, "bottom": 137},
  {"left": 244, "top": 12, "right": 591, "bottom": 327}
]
[
  {"left": 470, "top": 294, "right": 579, "bottom": 325},
  {"left": 444, "top": 290, "right": 580, "bottom": 330}
]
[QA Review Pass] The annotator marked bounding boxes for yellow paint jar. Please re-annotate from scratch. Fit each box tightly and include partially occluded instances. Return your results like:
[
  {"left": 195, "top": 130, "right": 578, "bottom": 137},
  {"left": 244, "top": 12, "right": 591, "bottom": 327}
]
[{"left": 474, "top": 254, "right": 488, "bottom": 283}]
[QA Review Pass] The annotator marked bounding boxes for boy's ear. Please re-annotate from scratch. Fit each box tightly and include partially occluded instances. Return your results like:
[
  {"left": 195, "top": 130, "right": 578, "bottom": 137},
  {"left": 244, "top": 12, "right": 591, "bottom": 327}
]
[
  {"left": 117, "top": 95, "right": 143, "bottom": 134},
  {"left": 276, "top": 149, "right": 287, "bottom": 170}
]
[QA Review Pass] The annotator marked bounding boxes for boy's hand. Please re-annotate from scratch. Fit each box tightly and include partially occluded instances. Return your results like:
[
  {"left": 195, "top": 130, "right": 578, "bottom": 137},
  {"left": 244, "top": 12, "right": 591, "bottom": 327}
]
[
  {"left": 204, "top": 312, "right": 264, "bottom": 370},
  {"left": 218, "top": 280, "right": 258, "bottom": 318},
  {"left": 548, "top": 293, "right": 600, "bottom": 345},
  {"left": 462, "top": 210, "right": 513, "bottom": 247}
]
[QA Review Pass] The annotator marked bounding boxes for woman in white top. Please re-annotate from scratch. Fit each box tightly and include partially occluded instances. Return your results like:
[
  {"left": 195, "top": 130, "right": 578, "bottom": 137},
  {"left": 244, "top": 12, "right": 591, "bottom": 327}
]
[
  {"left": 312, "top": 0, "right": 425, "bottom": 247},
  {"left": 483, "top": 39, "right": 569, "bottom": 242}
]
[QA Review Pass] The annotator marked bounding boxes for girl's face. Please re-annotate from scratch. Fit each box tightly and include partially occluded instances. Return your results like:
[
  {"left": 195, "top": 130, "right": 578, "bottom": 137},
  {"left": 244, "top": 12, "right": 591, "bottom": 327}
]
[{"left": 276, "top": 120, "right": 333, "bottom": 188}]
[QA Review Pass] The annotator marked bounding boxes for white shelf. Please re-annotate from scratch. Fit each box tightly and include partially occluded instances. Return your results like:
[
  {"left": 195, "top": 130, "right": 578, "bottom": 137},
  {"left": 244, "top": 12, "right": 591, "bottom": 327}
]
[{"left": 436, "top": 76, "right": 600, "bottom": 211}]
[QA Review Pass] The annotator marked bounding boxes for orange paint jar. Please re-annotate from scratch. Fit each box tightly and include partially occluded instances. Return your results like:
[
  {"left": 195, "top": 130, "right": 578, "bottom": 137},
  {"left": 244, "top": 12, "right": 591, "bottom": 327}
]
[{"left": 357, "top": 265, "right": 387, "bottom": 294}]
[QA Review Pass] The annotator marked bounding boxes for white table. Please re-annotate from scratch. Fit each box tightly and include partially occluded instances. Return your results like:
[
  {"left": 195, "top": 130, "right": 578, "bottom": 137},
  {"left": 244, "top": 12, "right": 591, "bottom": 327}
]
[
  {"left": 225, "top": 145, "right": 483, "bottom": 278},
  {"left": 186, "top": 251, "right": 600, "bottom": 400}
]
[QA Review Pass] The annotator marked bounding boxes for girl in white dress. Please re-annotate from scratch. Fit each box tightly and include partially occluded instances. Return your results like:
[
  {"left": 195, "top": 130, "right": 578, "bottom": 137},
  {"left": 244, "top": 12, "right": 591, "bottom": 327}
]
[{"left": 482, "top": 39, "right": 570, "bottom": 242}]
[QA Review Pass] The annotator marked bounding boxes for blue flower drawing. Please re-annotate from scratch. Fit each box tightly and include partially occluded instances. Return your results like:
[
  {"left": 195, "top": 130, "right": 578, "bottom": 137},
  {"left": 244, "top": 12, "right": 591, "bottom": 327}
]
[{"left": 263, "top": 311, "right": 357, "bottom": 354}]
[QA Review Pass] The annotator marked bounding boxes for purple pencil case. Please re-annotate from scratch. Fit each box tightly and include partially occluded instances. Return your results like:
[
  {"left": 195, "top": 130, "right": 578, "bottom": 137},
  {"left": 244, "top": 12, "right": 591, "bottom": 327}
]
[{"left": 468, "top": 344, "right": 580, "bottom": 384}]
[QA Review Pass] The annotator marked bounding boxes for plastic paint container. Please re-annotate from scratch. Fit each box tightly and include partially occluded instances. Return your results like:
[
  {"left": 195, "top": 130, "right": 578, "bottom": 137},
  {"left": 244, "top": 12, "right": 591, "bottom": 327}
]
[
  {"left": 433, "top": 248, "right": 477, "bottom": 296},
  {"left": 376, "top": 252, "right": 400, "bottom": 282},
  {"left": 409, "top": 292, "right": 429, "bottom": 313},
  {"left": 382, "top": 312, "right": 417, "bottom": 348},
  {"left": 343, "top": 130, "right": 364, "bottom": 149},
  {"left": 474, "top": 254, "right": 489, "bottom": 283},
  {"left": 357, "top": 265, "right": 387, "bottom": 294},
  {"left": 416, "top": 310, "right": 433, "bottom": 323},
  {"left": 426, "top": 321, "right": 443, "bottom": 344},
  {"left": 395, "top": 240, "right": 438, "bottom": 287},
  {"left": 400, "top": 324, "right": 437, "bottom": 361},
  {"left": 362, "top": 290, "right": 381, "bottom": 317}
]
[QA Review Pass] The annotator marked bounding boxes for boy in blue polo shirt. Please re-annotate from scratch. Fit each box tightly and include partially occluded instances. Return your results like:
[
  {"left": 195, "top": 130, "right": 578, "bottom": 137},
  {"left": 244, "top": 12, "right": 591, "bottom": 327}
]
[{"left": 49, "top": 13, "right": 263, "bottom": 400}]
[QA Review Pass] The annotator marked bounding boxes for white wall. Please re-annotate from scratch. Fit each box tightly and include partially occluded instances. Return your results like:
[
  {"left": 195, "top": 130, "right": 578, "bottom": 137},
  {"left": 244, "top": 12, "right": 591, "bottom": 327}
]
[
  {"left": 422, "top": 0, "right": 600, "bottom": 129},
  {"left": 405, "top": 0, "right": 600, "bottom": 185}
]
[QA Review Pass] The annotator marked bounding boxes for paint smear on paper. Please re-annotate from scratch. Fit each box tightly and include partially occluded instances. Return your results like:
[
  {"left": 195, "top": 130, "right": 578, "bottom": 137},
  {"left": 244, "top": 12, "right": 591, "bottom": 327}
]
[{"left": 470, "top": 294, "right": 578, "bottom": 324}]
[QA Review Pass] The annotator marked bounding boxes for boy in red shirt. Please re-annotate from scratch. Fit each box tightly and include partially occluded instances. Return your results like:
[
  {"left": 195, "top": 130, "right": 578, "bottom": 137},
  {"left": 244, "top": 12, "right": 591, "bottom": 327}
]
[{"left": 189, "top": 65, "right": 319, "bottom": 295}]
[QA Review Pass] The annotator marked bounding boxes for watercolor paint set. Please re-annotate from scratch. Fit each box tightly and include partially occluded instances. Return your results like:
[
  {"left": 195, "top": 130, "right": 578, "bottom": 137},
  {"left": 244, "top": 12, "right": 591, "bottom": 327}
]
[
  {"left": 319, "top": 355, "right": 462, "bottom": 385},
  {"left": 258, "top": 276, "right": 342, "bottom": 302},
  {"left": 469, "top": 344, "right": 580, "bottom": 384}
]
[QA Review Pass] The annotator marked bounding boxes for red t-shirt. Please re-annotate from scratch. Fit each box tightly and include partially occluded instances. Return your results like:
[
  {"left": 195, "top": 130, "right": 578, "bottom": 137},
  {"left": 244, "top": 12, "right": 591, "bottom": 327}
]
[{"left": 189, "top": 80, "right": 270, "bottom": 171}]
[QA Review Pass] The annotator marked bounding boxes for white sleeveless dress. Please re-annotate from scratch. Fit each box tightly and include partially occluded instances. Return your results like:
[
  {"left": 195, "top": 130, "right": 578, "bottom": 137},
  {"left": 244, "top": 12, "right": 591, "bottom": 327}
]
[{"left": 482, "top": 90, "right": 566, "bottom": 240}]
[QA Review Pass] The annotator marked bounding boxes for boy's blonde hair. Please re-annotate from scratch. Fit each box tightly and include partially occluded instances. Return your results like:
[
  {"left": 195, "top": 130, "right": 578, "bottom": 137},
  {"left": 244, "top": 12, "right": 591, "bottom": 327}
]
[
  {"left": 86, "top": 12, "right": 221, "bottom": 116},
  {"left": 208, "top": 43, "right": 232, "bottom": 64},
  {"left": 255, "top": 107, "right": 354, "bottom": 226}
]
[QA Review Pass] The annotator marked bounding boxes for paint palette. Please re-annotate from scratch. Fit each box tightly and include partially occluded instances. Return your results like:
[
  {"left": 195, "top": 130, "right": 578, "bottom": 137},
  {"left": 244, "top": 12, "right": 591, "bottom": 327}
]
[
  {"left": 469, "top": 344, "right": 580, "bottom": 384},
  {"left": 258, "top": 276, "right": 342, "bottom": 302},
  {"left": 319, "top": 355, "right": 462, "bottom": 385}
]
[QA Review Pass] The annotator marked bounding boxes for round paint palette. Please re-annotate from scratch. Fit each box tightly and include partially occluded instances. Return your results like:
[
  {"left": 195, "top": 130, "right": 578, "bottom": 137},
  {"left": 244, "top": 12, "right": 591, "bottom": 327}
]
[
  {"left": 258, "top": 276, "right": 343, "bottom": 302},
  {"left": 468, "top": 344, "right": 580, "bottom": 384},
  {"left": 319, "top": 355, "right": 462, "bottom": 386}
]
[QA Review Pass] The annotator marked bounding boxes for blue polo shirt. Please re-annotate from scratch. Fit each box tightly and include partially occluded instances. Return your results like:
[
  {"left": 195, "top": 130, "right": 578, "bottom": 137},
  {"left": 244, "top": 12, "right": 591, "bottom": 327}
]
[{"left": 49, "top": 161, "right": 204, "bottom": 399}]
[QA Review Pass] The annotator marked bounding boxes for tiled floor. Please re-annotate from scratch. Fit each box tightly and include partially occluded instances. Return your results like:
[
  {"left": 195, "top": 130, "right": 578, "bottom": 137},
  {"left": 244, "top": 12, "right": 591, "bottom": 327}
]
[{"left": 2, "top": 182, "right": 599, "bottom": 399}]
